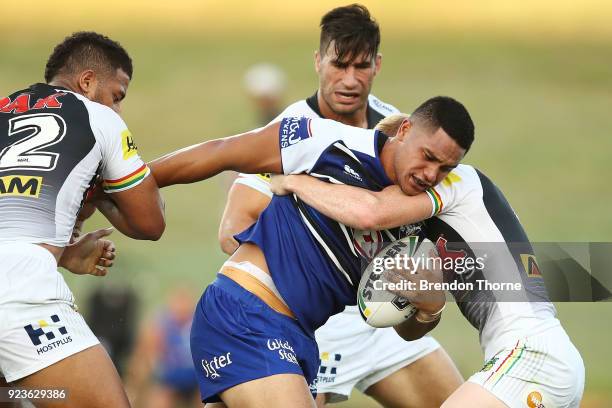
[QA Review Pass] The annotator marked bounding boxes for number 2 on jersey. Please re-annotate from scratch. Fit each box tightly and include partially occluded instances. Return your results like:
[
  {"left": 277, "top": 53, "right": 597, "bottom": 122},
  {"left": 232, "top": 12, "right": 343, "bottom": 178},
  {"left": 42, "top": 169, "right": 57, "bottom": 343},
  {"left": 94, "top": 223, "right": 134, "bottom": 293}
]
[{"left": 0, "top": 113, "right": 67, "bottom": 171}]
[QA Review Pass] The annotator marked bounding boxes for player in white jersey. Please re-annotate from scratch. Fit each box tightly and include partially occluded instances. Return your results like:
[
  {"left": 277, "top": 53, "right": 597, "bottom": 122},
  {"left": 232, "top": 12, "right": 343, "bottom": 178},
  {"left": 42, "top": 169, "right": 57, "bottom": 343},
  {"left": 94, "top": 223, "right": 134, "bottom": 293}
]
[
  {"left": 218, "top": 5, "right": 462, "bottom": 407},
  {"left": 271, "top": 114, "right": 585, "bottom": 408},
  {"left": 0, "top": 32, "right": 165, "bottom": 408}
]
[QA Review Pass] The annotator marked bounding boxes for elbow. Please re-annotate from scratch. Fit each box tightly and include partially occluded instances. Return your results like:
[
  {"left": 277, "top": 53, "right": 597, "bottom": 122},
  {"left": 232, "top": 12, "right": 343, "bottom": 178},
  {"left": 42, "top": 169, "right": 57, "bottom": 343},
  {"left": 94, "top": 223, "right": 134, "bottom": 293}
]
[
  {"left": 353, "top": 205, "right": 383, "bottom": 230},
  {"left": 133, "top": 216, "right": 166, "bottom": 241},
  {"left": 351, "top": 195, "right": 384, "bottom": 231}
]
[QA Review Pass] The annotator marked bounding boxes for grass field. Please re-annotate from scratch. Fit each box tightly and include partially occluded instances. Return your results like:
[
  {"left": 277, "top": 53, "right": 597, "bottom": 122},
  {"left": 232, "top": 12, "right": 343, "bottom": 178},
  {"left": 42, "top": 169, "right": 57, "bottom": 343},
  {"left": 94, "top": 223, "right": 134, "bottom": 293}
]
[{"left": 1, "top": 6, "right": 611, "bottom": 406}]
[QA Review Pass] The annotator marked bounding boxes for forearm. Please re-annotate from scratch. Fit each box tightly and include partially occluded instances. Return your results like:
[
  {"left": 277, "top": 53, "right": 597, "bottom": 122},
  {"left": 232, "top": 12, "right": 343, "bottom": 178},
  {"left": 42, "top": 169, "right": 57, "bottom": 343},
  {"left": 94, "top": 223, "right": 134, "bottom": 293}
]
[
  {"left": 285, "top": 176, "right": 433, "bottom": 230},
  {"left": 394, "top": 312, "right": 441, "bottom": 341},
  {"left": 285, "top": 176, "right": 386, "bottom": 230},
  {"left": 95, "top": 197, "right": 153, "bottom": 240},
  {"left": 149, "top": 125, "right": 282, "bottom": 188},
  {"left": 148, "top": 139, "right": 228, "bottom": 188}
]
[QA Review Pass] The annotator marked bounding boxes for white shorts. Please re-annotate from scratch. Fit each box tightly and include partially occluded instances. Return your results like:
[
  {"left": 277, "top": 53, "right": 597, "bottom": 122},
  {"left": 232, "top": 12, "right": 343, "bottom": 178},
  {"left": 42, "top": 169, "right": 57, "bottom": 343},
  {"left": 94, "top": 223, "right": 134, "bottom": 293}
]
[
  {"left": 0, "top": 243, "right": 99, "bottom": 382},
  {"left": 315, "top": 306, "right": 440, "bottom": 403},
  {"left": 468, "top": 324, "right": 584, "bottom": 408}
]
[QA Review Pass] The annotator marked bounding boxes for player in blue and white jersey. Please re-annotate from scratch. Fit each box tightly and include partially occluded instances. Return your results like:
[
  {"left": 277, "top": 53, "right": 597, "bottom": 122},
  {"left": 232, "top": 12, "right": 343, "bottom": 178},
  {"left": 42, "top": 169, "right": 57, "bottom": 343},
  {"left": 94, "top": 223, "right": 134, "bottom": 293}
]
[
  {"left": 221, "top": 6, "right": 461, "bottom": 407},
  {"left": 272, "top": 114, "right": 585, "bottom": 408},
  {"left": 149, "top": 96, "right": 474, "bottom": 406}
]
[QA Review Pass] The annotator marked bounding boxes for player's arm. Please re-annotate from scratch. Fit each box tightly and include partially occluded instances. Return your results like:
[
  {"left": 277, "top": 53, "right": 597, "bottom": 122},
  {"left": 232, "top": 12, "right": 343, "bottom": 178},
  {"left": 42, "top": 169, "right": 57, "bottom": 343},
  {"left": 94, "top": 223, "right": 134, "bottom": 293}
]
[
  {"left": 93, "top": 176, "right": 166, "bottom": 240},
  {"left": 393, "top": 313, "right": 442, "bottom": 341},
  {"left": 218, "top": 177, "right": 272, "bottom": 255},
  {"left": 273, "top": 174, "right": 433, "bottom": 230},
  {"left": 148, "top": 122, "right": 282, "bottom": 188},
  {"left": 92, "top": 105, "right": 166, "bottom": 240},
  {"left": 385, "top": 256, "right": 447, "bottom": 341}
]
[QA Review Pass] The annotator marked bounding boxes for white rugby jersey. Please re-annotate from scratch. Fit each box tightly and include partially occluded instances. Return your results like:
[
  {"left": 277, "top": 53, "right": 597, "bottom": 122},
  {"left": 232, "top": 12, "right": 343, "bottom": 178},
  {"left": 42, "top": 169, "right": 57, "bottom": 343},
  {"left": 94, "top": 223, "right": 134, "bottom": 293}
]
[
  {"left": 424, "top": 164, "right": 557, "bottom": 357},
  {"left": 0, "top": 83, "right": 150, "bottom": 246}
]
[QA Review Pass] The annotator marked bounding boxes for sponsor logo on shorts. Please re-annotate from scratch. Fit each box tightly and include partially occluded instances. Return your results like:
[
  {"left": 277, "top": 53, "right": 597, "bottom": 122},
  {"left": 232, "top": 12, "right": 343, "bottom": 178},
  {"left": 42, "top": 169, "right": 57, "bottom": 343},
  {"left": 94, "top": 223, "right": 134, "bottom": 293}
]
[
  {"left": 201, "top": 352, "right": 232, "bottom": 379},
  {"left": 526, "top": 391, "right": 545, "bottom": 408},
  {"left": 267, "top": 338, "right": 298, "bottom": 365},
  {"left": 280, "top": 117, "right": 310, "bottom": 149},
  {"left": 23, "top": 314, "right": 72, "bottom": 355},
  {"left": 0, "top": 175, "right": 43, "bottom": 198},
  {"left": 317, "top": 352, "right": 341, "bottom": 384}
]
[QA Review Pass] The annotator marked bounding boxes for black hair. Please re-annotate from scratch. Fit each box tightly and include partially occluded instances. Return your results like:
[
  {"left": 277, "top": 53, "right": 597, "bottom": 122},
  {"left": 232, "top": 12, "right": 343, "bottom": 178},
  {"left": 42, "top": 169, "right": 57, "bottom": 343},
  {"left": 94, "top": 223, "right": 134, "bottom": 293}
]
[
  {"left": 319, "top": 4, "right": 380, "bottom": 63},
  {"left": 411, "top": 96, "right": 475, "bottom": 151},
  {"left": 44, "top": 31, "right": 133, "bottom": 83}
]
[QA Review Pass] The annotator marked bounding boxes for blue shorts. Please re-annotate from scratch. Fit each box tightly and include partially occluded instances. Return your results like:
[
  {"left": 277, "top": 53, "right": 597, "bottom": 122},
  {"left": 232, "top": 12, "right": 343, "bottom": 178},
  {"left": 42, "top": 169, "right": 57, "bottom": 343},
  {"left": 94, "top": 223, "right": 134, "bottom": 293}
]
[{"left": 190, "top": 275, "right": 320, "bottom": 403}]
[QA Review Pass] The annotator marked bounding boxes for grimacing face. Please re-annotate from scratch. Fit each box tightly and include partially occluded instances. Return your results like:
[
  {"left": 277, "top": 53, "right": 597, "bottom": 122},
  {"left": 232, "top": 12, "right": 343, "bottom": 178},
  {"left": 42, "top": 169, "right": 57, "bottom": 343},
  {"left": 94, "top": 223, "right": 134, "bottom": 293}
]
[
  {"left": 393, "top": 122, "right": 466, "bottom": 196},
  {"left": 315, "top": 42, "right": 381, "bottom": 116},
  {"left": 89, "top": 68, "right": 130, "bottom": 114}
]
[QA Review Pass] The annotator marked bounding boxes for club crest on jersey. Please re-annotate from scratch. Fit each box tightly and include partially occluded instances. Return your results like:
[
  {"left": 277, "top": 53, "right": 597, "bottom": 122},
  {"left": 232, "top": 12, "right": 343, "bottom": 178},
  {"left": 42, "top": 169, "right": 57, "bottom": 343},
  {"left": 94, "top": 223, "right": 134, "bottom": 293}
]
[
  {"left": 121, "top": 129, "right": 138, "bottom": 160},
  {"left": 353, "top": 229, "right": 385, "bottom": 260},
  {"left": 0, "top": 175, "right": 42, "bottom": 198},
  {"left": 280, "top": 117, "right": 311, "bottom": 149}
]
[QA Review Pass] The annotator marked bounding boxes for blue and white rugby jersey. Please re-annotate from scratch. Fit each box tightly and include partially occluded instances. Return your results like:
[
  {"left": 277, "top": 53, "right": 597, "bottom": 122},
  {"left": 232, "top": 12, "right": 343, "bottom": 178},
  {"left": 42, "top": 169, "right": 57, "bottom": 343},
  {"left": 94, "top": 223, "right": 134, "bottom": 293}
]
[{"left": 235, "top": 117, "right": 411, "bottom": 335}]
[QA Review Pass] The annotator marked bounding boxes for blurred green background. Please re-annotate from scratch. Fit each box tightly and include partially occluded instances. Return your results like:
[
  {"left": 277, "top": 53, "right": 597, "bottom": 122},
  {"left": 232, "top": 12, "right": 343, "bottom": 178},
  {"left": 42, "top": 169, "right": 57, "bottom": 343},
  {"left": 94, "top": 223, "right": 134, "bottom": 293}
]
[{"left": 1, "top": 1, "right": 611, "bottom": 406}]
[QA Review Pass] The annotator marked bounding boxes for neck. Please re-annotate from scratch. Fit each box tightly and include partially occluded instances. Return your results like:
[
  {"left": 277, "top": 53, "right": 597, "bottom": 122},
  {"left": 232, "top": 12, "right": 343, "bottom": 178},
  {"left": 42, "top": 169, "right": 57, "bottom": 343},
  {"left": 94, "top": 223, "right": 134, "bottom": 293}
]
[
  {"left": 380, "top": 139, "right": 397, "bottom": 183},
  {"left": 317, "top": 90, "right": 368, "bottom": 128},
  {"left": 48, "top": 77, "right": 78, "bottom": 94}
]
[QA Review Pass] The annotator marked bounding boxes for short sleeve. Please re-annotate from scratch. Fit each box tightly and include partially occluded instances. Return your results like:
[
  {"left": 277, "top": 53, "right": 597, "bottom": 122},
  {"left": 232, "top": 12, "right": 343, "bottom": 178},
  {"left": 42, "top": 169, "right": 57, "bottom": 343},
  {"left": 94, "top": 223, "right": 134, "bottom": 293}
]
[
  {"left": 425, "top": 165, "right": 478, "bottom": 217},
  {"left": 279, "top": 117, "right": 374, "bottom": 174},
  {"left": 88, "top": 105, "right": 149, "bottom": 193},
  {"left": 234, "top": 173, "right": 273, "bottom": 197}
]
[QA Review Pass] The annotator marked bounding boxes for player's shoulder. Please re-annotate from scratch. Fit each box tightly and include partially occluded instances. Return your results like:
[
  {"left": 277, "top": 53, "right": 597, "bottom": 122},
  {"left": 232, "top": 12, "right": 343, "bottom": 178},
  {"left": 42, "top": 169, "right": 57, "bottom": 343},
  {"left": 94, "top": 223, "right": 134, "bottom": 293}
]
[
  {"left": 68, "top": 92, "right": 128, "bottom": 138},
  {"left": 439, "top": 164, "right": 482, "bottom": 192},
  {"left": 273, "top": 99, "right": 316, "bottom": 121},
  {"left": 368, "top": 94, "right": 400, "bottom": 117}
]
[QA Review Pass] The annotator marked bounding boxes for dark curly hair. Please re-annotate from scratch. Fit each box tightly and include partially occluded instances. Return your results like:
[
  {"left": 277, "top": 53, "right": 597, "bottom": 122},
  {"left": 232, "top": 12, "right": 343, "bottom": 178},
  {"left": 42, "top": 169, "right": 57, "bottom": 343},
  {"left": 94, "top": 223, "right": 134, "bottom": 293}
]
[
  {"left": 319, "top": 4, "right": 380, "bottom": 63},
  {"left": 44, "top": 31, "right": 133, "bottom": 83}
]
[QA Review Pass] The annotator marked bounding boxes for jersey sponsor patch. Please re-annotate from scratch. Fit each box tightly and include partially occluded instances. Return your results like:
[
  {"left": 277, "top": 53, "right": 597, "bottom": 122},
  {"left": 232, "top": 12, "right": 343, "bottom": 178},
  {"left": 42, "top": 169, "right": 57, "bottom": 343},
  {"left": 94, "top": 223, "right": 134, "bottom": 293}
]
[
  {"left": 0, "top": 175, "right": 42, "bottom": 198},
  {"left": 279, "top": 117, "right": 311, "bottom": 149},
  {"left": 121, "top": 129, "right": 138, "bottom": 160},
  {"left": 103, "top": 164, "right": 149, "bottom": 192},
  {"left": 520, "top": 254, "right": 542, "bottom": 278}
]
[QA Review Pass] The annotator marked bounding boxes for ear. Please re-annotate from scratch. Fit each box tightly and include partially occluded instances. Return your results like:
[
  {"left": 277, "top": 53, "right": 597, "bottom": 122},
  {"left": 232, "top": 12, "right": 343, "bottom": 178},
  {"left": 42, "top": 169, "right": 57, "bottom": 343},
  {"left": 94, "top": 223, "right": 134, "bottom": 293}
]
[
  {"left": 77, "top": 70, "right": 97, "bottom": 97},
  {"left": 373, "top": 53, "right": 382, "bottom": 76},
  {"left": 395, "top": 118, "right": 412, "bottom": 140},
  {"left": 314, "top": 50, "right": 321, "bottom": 74}
]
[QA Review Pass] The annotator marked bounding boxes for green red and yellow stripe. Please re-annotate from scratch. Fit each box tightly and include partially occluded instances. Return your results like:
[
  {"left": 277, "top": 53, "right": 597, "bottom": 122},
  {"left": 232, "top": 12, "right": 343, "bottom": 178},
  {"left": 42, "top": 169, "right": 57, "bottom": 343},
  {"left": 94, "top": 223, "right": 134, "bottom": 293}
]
[
  {"left": 484, "top": 341, "right": 525, "bottom": 387},
  {"left": 103, "top": 164, "right": 149, "bottom": 192},
  {"left": 426, "top": 188, "right": 443, "bottom": 216}
]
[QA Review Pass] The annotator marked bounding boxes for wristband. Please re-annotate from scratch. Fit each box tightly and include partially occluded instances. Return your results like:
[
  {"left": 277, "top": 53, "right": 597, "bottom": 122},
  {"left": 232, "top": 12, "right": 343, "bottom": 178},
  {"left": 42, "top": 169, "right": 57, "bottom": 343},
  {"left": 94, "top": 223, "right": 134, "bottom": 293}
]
[{"left": 414, "top": 304, "right": 446, "bottom": 324}]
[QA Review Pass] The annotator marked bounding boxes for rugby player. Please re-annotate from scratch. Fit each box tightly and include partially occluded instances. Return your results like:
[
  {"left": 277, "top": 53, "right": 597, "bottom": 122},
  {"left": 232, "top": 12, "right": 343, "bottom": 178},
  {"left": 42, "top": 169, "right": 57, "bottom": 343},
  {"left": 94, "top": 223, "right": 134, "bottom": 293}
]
[
  {"left": 219, "top": 5, "right": 462, "bottom": 407},
  {"left": 148, "top": 96, "right": 474, "bottom": 407},
  {"left": 0, "top": 32, "right": 165, "bottom": 408},
  {"left": 271, "top": 114, "right": 585, "bottom": 408}
]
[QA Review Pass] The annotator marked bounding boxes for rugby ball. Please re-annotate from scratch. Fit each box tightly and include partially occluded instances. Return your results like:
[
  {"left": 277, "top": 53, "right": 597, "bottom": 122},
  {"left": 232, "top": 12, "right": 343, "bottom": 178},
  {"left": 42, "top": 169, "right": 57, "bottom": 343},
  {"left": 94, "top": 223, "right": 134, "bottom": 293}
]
[{"left": 357, "top": 236, "right": 436, "bottom": 328}]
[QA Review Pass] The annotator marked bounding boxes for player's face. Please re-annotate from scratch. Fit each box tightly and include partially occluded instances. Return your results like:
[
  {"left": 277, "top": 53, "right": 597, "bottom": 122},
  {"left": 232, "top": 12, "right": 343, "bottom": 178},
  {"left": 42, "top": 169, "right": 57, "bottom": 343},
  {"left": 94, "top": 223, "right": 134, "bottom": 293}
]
[
  {"left": 393, "top": 123, "right": 465, "bottom": 196},
  {"left": 316, "top": 43, "right": 381, "bottom": 116},
  {"left": 90, "top": 68, "right": 130, "bottom": 114}
]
